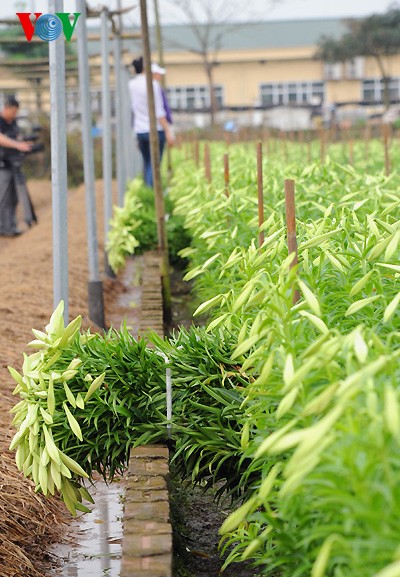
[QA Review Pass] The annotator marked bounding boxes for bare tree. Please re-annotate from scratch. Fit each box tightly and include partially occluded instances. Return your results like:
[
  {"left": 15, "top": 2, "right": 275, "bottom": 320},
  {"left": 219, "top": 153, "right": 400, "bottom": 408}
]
[{"left": 162, "top": 0, "right": 283, "bottom": 126}]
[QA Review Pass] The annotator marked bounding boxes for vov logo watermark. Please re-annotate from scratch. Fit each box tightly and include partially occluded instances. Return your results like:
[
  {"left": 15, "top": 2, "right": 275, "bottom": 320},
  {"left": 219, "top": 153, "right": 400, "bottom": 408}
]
[{"left": 16, "top": 12, "right": 81, "bottom": 42}]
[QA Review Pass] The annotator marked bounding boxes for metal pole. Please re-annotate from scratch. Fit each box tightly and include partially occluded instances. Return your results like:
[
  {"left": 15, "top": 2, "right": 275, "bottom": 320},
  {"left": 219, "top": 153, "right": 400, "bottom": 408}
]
[
  {"left": 125, "top": 66, "right": 142, "bottom": 180},
  {"left": 114, "top": 0, "right": 126, "bottom": 206},
  {"left": 140, "top": 0, "right": 171, "bottom": 323},
  {"left": 49, "top": 0, "right": 69, "bottom": 324},
  {"left": 101, "top": 8, "right": 115, "bottom": 279},
  {"left": 123, "top": 65, "right": 142, "bottom": 180},
  {"left": 118, "top": 0, "right": 132, "bottom": 185},
  {"left": 122, "top": 66, "right": 133, "bottom": 182},
  {"left": 76, "top": 0, "right": 105, "bottom": 328},
  {"left": 125, "top": 68, "right": 143, "bottom": 180}
]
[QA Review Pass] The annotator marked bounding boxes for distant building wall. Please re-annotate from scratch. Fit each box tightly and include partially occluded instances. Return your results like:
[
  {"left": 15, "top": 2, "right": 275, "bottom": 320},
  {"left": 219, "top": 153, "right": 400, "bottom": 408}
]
[{"left": 2, "top": 18, "right": 400, "bottom": 125}]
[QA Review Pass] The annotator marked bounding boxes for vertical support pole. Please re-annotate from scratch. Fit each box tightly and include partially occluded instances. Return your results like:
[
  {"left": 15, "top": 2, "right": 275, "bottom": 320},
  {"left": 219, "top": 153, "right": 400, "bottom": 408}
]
[
  {"left": 123, "top": 65, "right": 141, "bottom": 181},
  {"left": 257, "top": 142, "right": 264, "bottom": 248},
  {"left": 101, "top": 8, "right": 115, "bottom": 279},
  {"left": 204, "top": 142, "right": 212, "bottom": 183},
  {"left": 265, "top": 127, "right": 271, "bottom": 156},
  {"left": 223, "top": 153, "right": 229, "bottom": 198},
  {"left": 194, "top": 139, "right": 200, "bottom": 167},
  {"left": 299, "top": 129, "right": 304, "bottom": 157},
  {"left": 153, "top": 0, "right": 172, "bottom": 181},
  {"left": 49, "top": 0, "right": 68, "bottom": 324},
  {"left": 348, "top": 138, "right": 354, "bottom": 166},
  {"left": 320, "top": 128, "right": 325, "bottom": 164},
  {"left": 122, "top": 65, "right": 136, "bottom": 182},
  {"left": 113, "top": 4, "right": 126, "bottom": 207},
  {"left": 383, "top": 123, "right": 391, "bottom": 176},
  {"left": 284, "top": 179, "right": 300, "bottom": 304},
  {"left": 77, "top": 0, "right": 105, "bottom": 328},
  {"left": 364, "top": 125, "right": 370, "bottom": 164},
  {"left": 140, "top": 0, "right": 171, "bottom": 324},
  {"left": 282, "top": 130, "right": 288, "bottom": 163}
]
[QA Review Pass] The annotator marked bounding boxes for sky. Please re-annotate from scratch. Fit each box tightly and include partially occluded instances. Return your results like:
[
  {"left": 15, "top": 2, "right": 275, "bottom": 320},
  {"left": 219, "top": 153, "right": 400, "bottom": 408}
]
[{"left": 0, "top": 0, "right": 397, "bottom": 24}]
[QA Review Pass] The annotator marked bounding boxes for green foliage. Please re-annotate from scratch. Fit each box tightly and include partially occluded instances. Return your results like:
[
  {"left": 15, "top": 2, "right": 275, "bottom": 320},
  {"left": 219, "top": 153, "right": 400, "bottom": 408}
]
[
  {"left": 106, "top": 178, "right": 191, "bottom": 273},
  {"left": 8, "top": 140, "right": 400, "bottom": 576},
  {"left": 316, "top": 7, "right": 400, "bottom": 107},
  {"left": 0, "top": 26, "right": 49, "bottom": 59},
  {"left": 66, "top": 130, "right": 104, "bottom": 188},
  {"left": 316, "top": 8, "right": 400, "bottom": 62},
  {"left": 0, "top": 24, "right": 76, "bottom": 59}
]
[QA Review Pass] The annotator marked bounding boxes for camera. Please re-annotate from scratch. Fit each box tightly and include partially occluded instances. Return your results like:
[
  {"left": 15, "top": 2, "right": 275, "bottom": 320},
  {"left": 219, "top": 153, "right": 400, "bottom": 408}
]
[{"left": 0, "top": 126, "right": 44, "bottom": 170}]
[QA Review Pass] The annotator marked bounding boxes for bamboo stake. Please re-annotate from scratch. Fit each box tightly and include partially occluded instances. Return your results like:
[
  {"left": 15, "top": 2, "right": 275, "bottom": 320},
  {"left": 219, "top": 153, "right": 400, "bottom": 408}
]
[
  {"left": 364, "top": 125, "right": 370, "bottom": 164},
  {"left": 383, "top": 123, "right": 391, "bottom": 176},
  {"left": 307, "top": 137, "right": 312, "bottom": 164},
  {"left": 320, "top": 129, "right": 325, "bottom": 164},
  {"left": 284, "top": 179, "right": 300, "bottom": 303},
  {"left": 282, "top": 131, "right": 288, "bottom": 163},
  {"left": 299, "top": 130, "right": 304, "bottom": 158},
  {"left": 257, "top": 142, "right": 265, "bottom": 248},
  {"left": 265, "top": 128, "right": 271, "bottom": 156},
  {"left": 140, "top": 0, "right": 171, "bottom": 323},
  {"left": 194, "top": 139, "right": 200, "bottom": 167},
  {"left": 224, "top": 153, "right": 230, "bottom": 198},
  {"left": 348, "top": 139, "right": 354, "bottom": 166},
  {"left": 204, "top": 142, "right": 212, "bottom": 183}
]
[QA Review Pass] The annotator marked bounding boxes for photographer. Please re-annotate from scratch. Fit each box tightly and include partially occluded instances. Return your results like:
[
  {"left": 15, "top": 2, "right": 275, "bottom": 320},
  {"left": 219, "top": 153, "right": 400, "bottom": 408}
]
[{"left": 0, "top": 96, "right": 36, "bottom": 236}]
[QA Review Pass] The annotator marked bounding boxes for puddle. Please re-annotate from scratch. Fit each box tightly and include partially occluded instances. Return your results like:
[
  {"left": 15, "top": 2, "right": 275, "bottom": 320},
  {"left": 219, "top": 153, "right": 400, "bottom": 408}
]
[{"left": 52, "top": 477, "right": 125, "bottom": 577}]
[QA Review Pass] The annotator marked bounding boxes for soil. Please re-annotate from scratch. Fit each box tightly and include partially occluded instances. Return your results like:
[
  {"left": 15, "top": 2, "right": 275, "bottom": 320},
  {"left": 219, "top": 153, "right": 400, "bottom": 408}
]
[
  {"left": 168, "top": 283, "right": 258, "bottom": 577},
  {"left": 170, "top": 475, "right": 258, "bottom": 577}
]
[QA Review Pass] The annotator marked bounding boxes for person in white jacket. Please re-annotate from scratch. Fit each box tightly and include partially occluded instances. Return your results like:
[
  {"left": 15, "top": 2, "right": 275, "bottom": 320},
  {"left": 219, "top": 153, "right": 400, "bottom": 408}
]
[{"left": 129, "top": 56, "right": 174, "bottom": 187}]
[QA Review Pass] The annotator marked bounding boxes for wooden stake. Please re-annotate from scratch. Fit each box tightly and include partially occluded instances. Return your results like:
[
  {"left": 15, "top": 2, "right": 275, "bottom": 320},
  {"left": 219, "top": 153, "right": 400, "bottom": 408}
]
[
  {"left": 224, "top": 153, "right": 230, "bottom": 198},
  {"left": 307, "top": 137, "right": 312, "bottom": 164},
  {"left": 364, "top": 125, "right": 370, "bottom": 163},
  {"left": 282, "top": 131, "right": 288, "bottom": 163},
  {"left": 299, "top": 130, "right": 304, "bottom": 157},
  {"left": 140, "top": 0, "right": 171, "bottom": 323},
  {"left": 257, "top": 142, "right": 265, "bottom": 247},
  {"left": 383, "top": 123, "right": 391, "bottom": 176},
  {"left": 284, "top": 179, "right": 300, "bottom": 303},
  {"left": 194, "top": 139, "right": 200, "bottom": 167},
  {"left": 265, "top": 128, "right": 271, "bottom": 156},
  {"left": 348, "top": 139, "right": 354, "bottom": 165},
  {"left": 204, "top": 142, "right": 212, "bottom": 183},
  {"left": 320, "top": 129, "right": 325, "bottom": 164}
]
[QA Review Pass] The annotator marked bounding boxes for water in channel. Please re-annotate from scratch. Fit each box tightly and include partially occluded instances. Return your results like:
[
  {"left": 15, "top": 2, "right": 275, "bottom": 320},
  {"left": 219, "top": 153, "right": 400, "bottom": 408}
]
[{"left": 53, "top": 476, "right": 125, "bottom": 577}]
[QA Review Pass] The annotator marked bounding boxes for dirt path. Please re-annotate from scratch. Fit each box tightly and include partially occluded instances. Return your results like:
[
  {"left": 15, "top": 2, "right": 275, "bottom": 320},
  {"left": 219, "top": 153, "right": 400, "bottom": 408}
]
[{"left": 0, "top": 178, "right": 122, "bottom": 576}]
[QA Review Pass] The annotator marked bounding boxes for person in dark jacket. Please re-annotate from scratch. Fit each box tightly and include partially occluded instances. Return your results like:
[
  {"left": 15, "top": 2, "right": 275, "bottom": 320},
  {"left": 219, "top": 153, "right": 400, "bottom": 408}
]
[{"left": 0, "top": 97, "right": 33, "bottom": 236}]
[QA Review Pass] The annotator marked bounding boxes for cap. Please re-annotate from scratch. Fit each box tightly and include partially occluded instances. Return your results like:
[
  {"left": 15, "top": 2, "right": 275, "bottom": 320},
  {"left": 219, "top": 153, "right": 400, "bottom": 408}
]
[
  {"left": 4, "top": 96, "right": 20, "bottom": 108},
  {"left": 151, "top": 63, "right": 166, "bottom": 75}
]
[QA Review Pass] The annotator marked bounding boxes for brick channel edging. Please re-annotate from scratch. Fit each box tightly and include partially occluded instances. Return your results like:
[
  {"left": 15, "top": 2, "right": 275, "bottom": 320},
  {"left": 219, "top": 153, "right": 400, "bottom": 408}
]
[{"left": 120, "top": 251, "right": 172, "bottom": 577}]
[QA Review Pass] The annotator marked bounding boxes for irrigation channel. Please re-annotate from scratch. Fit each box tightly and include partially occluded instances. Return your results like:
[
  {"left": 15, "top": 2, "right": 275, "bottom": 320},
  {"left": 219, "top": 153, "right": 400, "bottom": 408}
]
[{"left": 52, "top": 477, "right": 125, "bottom": 576}]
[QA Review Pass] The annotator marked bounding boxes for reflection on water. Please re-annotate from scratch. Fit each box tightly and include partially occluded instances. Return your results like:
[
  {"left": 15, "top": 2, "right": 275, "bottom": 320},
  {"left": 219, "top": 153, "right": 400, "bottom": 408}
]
[{"left": 53, "top": 477, "right": 124, "bottom": 577}]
